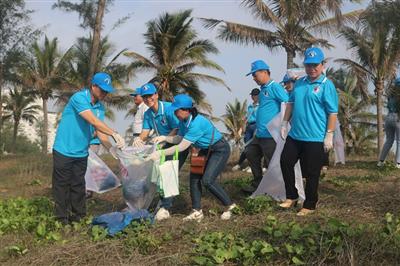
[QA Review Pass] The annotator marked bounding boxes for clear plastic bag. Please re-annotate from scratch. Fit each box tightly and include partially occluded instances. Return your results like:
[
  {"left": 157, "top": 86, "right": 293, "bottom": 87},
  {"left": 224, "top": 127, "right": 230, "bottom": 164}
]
[
  {"left": 116, "top": 146, "right": 158, "bottom": 211},
  {"left": 85, "top": 150, "right": 121, "bottom": 193}
]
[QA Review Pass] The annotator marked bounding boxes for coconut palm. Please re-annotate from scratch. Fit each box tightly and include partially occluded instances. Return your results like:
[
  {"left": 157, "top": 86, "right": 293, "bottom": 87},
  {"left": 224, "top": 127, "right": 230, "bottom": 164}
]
[
  {"left": 3, "top": 87, "right": 41, "bottom": 153},
  {"left": 201, "top": 0, "right": 361, "bottom": 68},
  {"left": 221, "top": 98, "right": 248, "bottom": 144},
  {"left": 124, "top": 9, "right": 229, "bottom": 112},
  {"left": 336, "top": 1, "right": 400, "bottom": 152}
]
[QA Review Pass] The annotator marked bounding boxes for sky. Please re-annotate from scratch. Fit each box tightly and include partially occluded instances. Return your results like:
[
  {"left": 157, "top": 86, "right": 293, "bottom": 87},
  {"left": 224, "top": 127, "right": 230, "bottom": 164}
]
[{"left": 26, "top": 0, "right": 368, "bottom": 134}]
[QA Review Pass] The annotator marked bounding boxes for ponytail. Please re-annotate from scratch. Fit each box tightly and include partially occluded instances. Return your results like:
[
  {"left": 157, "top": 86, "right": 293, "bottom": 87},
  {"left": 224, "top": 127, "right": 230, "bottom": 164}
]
[{"left": 190, "top": 107, "right": 199, "bottom": 119}]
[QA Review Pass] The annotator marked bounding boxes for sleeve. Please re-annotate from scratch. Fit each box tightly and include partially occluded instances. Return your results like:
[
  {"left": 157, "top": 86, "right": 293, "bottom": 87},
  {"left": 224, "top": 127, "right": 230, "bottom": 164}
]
[
  {"left": 70, "top": 92, "right": 92, "bottom": 114},
  {"left": 177, "top": 123, "right": 185, "bottom": 136},
  {"left": 183, "top": 120, "right": 203, "bottom": 144},
  {"left": 142, "top": 111, "right": 153, "bottom": 130},
  {"left": 98, "top": 105, "right": 105, "bottom": 121},
  {"left": 272, "top": 83, "right": 289, "bottom": 103},
  {"left": 322, "top": 80, "right": 339, "bottom": 114}
]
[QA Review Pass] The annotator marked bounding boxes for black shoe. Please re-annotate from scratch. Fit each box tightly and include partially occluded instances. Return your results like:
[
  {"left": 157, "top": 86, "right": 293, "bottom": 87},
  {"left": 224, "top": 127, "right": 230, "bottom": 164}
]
[{"left": 241, "top": 185, "right": 256, "bottom": 194}]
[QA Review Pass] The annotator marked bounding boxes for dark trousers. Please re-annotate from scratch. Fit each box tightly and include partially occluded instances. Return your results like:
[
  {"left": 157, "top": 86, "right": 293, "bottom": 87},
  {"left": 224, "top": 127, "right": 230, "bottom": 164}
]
[
  {"left": 245, "top": 137, "right": 276, "bottom": 187},
  {"left": 280, "top": 137, "right": 325, "bottom": 210},
  {"left": 52, "top": 150, "right": 88, "bottom": 223},
  {"left": 190, "top": 139, "right": 232, "bottom": 210},
  {"left": 237, "top": 123, "right": 257, "bottom": 165},
  {"left": 160, "top": 144, "right": 189, "bottom": 209}
]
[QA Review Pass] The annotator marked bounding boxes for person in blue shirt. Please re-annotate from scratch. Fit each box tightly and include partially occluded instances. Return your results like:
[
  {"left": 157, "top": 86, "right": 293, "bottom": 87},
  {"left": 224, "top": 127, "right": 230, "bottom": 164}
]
[
  {"left": 148, "top": 94, "right": 236, "bottom": 221},
  {"left": 232, "top": 88, "right": 260, "bottom": 171},
  {"left": 244, "top": 60, "right": 289, "bottom": 192},
  {"left": 279, "top": 47, "right": 338, "bottom": 216},
  {"left": 132, "top": 83, "right": 189, "bottom": 221},
  {"left": 52, "top": 72, "right": 125, "bottom": 224},
  {"left": 377, "top": 77, "right": 400, "bottom": 168}
]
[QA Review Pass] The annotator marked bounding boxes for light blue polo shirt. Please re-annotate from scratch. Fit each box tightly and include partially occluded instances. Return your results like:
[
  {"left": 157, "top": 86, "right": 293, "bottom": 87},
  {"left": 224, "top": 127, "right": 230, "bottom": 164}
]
[
  {"left": 288, "top": 74, "right": 338, "bottom": 142},
  {"left": 247, "top": 103, "right": 258, "bottom": 124},
  {"left": 178, "top": 114, "right": 223, "bottom": 149},
  {"left": 142, "top": 101, "right": 179, "bottom": 136},
  {"left": 53, "top": 88, "right": 105, "bottom": 157},
  {"left": 89, "top": 105, "right": 105, "bottom": 145},
  {"left": 256, "top": 80, "right": 289, "bottom": 138}
]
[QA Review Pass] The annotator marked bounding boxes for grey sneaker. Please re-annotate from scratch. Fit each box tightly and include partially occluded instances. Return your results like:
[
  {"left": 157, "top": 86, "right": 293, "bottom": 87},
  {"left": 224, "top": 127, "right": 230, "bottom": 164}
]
[{"left": 183, "top": 209, "right": 204, "bottom": 222}]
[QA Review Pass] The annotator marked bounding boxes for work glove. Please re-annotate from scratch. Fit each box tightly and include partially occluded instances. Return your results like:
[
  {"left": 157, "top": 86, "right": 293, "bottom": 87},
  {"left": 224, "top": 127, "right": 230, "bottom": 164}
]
[
  {"left": 152, "top": 135, "right": 167, "bottom": 144},
  {"left": 324, "top": 131, "right": 334, "bottom": 152},
  {"left": 280, "top": 121, "right": 289, "bottom": 140},
  {"left": 132, "top": 137, "right": 145, "bottom": 148},
  {"left": 111, "top": 132, "right": 125, "bottom": 149},
  {"left": 145, "top": 150, "right": 162, "bottom": 162},
  {"left": 109, "top": 146, "right": 119, "bottom": 159}
]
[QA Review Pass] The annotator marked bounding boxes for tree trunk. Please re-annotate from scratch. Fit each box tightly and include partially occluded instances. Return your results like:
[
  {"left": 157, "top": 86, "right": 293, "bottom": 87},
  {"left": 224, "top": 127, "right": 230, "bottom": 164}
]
[
  {"left": 42, "top": 97, "right": 48, "bottom": 154},
  {"left": 0, "top": 63, "right": 3, "bottom": 150},
  {"left": 285, "top": 48, "right": 296, "bottom": 69},
  {"left": 87, "top": 0, "right": 106, "bottom": 86},
  {"left": 375, "top": 80, "right": 384, "bottom": 155},
  {"left": 12, "top": 119, "right": 19, "bottom": 153}
]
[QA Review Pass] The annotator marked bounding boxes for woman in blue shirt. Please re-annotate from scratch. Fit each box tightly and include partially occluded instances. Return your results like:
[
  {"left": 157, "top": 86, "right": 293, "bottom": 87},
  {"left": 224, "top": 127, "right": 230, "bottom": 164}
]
[
  {"left": 377, "top": 77, "right": 400, "bottom": 168},
  {"left": 148, "top": 94, "right": 236, "bottom": 221}
]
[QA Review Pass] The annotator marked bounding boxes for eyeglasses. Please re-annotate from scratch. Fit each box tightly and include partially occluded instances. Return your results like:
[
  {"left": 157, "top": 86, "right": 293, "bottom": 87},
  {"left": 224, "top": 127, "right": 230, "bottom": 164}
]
[{"left": 304, "top": 63, "right": 321, "bottom": 68}]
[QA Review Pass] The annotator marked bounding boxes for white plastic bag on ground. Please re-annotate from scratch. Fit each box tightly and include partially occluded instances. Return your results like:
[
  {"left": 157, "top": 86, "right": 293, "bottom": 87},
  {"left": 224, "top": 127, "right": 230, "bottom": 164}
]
[
  {"left": 85, "top": 150, "right": 121, "bottom": 193},
  {"left": 157, "top": 149, "right": 179, "bottom": 198},
  {"left": 252, "top": 104, "right": 305, "bottom": 201},
  {"left": 117, "top": 146, "right": 158, "bottom": 211}
]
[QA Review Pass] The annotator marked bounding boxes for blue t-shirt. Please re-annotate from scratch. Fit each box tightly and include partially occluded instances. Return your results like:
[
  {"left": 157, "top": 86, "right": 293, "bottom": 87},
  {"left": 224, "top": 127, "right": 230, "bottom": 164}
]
[
  {"left": 256, "top": 80, "right": 289, "bottom": 138},
  {"left": 247, "top": 103, "right": 259, "bottom": 124},
  {"left": 178, "top": 114, "right": 222, "bottom": 149},
  {"left": 288, "top": 75, "right": 338, "bottom": 142},
  {"left": 89, "top": 105, "right": 105, "bottom": 145},
  {"left": 53, "top": 88, "right": 105, "bottom": 157},
  {"left": 142, "top": 101, "right": 179, "bottom": 136}
]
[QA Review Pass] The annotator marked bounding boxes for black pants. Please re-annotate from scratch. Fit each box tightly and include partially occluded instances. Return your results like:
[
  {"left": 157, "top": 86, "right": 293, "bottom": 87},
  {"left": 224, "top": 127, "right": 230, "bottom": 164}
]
[
  {"left": 245, "top": 137, "right": 276, "bottom": 187},
  {"left": 280, "top": 137, "right": 324, "bottom": 210},
  {"left": 52, "top": 150, "right": 88, "bottom": 223}
]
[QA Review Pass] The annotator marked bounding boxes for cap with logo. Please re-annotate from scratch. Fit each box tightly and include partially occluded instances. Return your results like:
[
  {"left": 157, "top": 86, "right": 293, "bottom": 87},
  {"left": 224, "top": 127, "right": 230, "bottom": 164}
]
[
  {"left": 91, "top": 72, "right": 114, "bottom": 93},
  {"left": 250, "top": 88, "right": 260, "bottom": 95},
  {"left": 140, "top": 83, "right": 157, "bottom": 96},
  {"left": 303, "top": 47, "right": 324, "bottom": 64},
  {"left": 169, "top": 94, "right": 193, "bottom": 112},
  {"left": 246, "top": 60, "right": 270, "bottom": 76}
]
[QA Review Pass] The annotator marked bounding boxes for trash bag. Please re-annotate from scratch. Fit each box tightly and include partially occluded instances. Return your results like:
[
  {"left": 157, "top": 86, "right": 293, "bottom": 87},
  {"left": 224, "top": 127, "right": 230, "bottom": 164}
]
[
  {"left": 116, "top": 146, "right": 158, "bottom": 211},
  {"left": 85, "top": 150, "right": 121, "bottom": 193}
]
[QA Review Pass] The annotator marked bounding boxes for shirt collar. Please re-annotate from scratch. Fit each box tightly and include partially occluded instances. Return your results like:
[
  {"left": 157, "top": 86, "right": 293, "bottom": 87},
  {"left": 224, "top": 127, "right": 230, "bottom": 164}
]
[
  {"left": 305, "top": 74, "right": 327, "bottom": 84},
  {"left": 184, "top": 114, "right": 193, "bottom": 128},
  {"left": 261, "top": 79, "right": 275, "bottom": 89},
  {"left": 151, "top": 101, "right": 164, "bottom": 117},
  {"left": 84, "top": 88, "right": 101, "bottom": 108}
]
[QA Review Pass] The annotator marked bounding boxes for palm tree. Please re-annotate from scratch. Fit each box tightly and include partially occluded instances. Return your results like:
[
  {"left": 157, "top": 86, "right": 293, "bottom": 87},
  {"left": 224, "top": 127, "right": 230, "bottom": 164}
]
[
  {"left": 124, "top": 9, "right": 229, "bottom": 112},
  {"left": 221, "top": 98, "right": 247, "bottom": 144},
  {"left": 3, "top": 87, "right": 41, "bottom": 153},
  {"left": 201, "top": 0, "right": 361, "bottom": 68},
  {"left": 19, "top": 36, "right": 72, "bottom": 153},
  {"left": 336, "top": 1, "right": 400, "bottom": 152}
]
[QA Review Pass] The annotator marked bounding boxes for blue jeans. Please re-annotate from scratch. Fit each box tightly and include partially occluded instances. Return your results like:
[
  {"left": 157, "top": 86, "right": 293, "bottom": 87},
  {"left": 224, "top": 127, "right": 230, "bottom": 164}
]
[
  {"left": 379, "top": 113, "right": 400, "bottom": 163},
  {"left": 189, "top": 139, "right": 232, "bottom": 210}
]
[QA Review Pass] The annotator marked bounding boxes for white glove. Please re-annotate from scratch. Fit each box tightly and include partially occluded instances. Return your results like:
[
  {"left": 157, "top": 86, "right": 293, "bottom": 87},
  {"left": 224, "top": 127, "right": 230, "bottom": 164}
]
[
  {"left": 145, "top": 150, "right": 161, "bottom": 162},
  {"left": 132, "top": 137, "right": 145, "bottom": 148},
  {"left": 324, "top": 131, "right": 334, "bottom": 152},
  {"left": 109, "top": 146, "right": 118, "bottom": 159},
  {"left": 111, "top": 132, "right": 125, "bottom": 149},
  {"left": 152, "top": 135, "right": 167, "bottom": 144},
  {"left": 280, "top": 121, "right": 289, "bottom": 140}
]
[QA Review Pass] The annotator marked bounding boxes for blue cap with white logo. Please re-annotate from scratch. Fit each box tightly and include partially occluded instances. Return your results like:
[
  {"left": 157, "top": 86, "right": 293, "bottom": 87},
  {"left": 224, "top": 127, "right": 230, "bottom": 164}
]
[
  {"left": 246, "top": 60, "right": 270, "bottom": 76},
  {"left": 129, "top": 87, "right": 141, "bottom": 96},
  {"left": 395, "top": 77, "right": 400, "bottom": 86},
  {"left": 91, "top": 72, "right": 114, "bottom": 93},
  {"left": 169, "top": 94, "right": 193, "bottom": 112},
  {"left": 303, "top": 47, "right": 324, "bottom": 64},
  {"left": 140, "top": 83, "right": 157, "bottom": 96}
]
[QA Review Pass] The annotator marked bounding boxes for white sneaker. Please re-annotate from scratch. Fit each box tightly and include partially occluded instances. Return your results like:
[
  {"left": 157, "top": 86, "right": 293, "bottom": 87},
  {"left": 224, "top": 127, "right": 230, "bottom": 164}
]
[
  {"left": 183, "top": 209, "right": 204, "bottom": 222},
  {"left": 246, "top": 167, "right": 252, "bottom": 173},
  {"left": 262, "top": 168, "right": 267, "bottom": 173},
  {"left": 155, "top": 207, "right": 170, "bottom": 221},
  {"left": 221, "top": 203, "right": 237, "bottom": 220},
  {"left": 377, "top": 161, "right": 384, "bottom": 167},
  {"left": 232, "top": 164, "right": 241, "bottom": 171}
]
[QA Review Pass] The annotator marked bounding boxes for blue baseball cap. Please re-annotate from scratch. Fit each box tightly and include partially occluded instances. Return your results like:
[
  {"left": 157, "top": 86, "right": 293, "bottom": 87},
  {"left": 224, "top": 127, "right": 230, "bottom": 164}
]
[
  {"left": 140, "top": 83, "right": 157, "bottom": 96},
  {"left": 281, "top": 74, "right": 292, "bottom": 84},
  {"left": 304, "top": 47, "right": 324, "bottom": 64},
  {"left": 129, "top": 87, "right": 141, "bottom": 96},
  {"left": 91, "top": 72, "right": 114, "bottom": 93},
  {"left": 169, "top": 94, "right": 193, "bottom": 112},
  {"left": 246, "top": 60, "right": 270, "bottom": 76},
  {"left": 395, "top": 77, "right": 400, "bottom": 86}
]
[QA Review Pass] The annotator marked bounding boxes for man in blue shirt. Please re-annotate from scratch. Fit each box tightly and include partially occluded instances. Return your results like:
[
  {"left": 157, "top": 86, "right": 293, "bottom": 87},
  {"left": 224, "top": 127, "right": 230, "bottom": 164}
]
[
  {"left": 279, "top": 47, "right": 338, "bottom": 216},
  {"left": 52, "top": 72, "right": 125, "bottom": 224},
  {"left": 132, "top": 83, "right": 189, "bottom": 221},
  {"left": 244, "top": 60, "right": 289, "bottom": 192}
]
